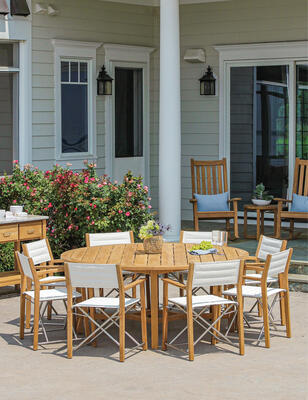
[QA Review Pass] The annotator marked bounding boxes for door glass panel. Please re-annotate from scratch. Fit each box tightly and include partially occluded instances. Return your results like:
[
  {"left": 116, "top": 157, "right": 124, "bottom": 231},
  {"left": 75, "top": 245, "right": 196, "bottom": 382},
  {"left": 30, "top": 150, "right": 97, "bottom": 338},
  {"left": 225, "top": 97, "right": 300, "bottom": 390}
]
[
  {"left": 296, "top": 64, "right": 308, "bottom": 159},
  {"left": 0, "top": 73, "right": 13, "bottom": 175},
  {"left": 115, "top": 67, "right": 143, "bottom": 158},
  {"left": 230, "top": 65, "right": 289, "bottom": 205},
  {"left": 0, "top": 43, "right": 13, "bottom": 67}
]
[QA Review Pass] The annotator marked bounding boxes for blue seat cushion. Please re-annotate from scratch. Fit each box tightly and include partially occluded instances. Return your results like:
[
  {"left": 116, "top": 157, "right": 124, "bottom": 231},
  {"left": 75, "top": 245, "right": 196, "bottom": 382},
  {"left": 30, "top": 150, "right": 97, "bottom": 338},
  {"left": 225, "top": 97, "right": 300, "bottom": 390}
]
[
  {"left": 194, "top": 192, "right": 229, "bottom": 212},
  {"left": 290, "top": 193, "right": 308, "bottom": 212}
]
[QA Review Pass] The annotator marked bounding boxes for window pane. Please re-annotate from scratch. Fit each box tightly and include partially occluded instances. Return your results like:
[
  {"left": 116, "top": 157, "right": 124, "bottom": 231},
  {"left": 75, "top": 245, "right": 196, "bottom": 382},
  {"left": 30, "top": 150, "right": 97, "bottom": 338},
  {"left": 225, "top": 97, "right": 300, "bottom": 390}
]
[
  {"left": 80, "top": 62, "right": 87, "bottom": 83},
  {"left": 61, "top": 84, "right": 88, "bottom": 153},
  {"left": 296, "top": 64, "right": 308, "bottom": 159},
  {"left": 115, "top": 67, "right": 143, "bottom": 158},
  {"left": 70, "top": 62, "right": 78, "bottom": 82},
  {"left": 0, "top": 43, "right": 13, "bottom": 67},
  {"left": 0, "top": 73, "right": 13, "bottom": 175},
  {"left": 61, "top": 61, "right": 69, "bottom": 82}
]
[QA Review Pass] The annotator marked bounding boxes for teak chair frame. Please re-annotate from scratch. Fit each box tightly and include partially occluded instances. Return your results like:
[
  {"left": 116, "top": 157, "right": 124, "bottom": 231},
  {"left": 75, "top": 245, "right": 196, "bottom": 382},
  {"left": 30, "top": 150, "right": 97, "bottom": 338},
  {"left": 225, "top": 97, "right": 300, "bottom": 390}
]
[
  {"left": 190, "top": 158, "right": 241, "bottom": 239},
  {"left": 64, "top": 263, "right": 148, "bottom": 362},
  {"left": 275, "top": 158, "right": 308, "bottom": 239},
  {"left": 161, "top": 260, "right": 245, "bottom": 361}
]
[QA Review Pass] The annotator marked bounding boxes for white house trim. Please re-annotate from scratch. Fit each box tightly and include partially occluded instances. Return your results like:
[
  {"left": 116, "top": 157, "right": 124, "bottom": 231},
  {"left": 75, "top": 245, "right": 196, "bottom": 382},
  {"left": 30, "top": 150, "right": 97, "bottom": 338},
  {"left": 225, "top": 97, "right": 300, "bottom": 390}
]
[
  {"left": 0, "top": 7, "right": 32, "bottom": 168},
  {"left": 215, "top": 41, "right": 308, "bottom": 198},
  {"left": 101, "top": 0, "right": 230, "bottom": 6},
  {"left": 52, "top": 39, "right": 102, "bottom": 168},
  {"left": 103, "top": 43, "right": 155, "bottom": 184}
]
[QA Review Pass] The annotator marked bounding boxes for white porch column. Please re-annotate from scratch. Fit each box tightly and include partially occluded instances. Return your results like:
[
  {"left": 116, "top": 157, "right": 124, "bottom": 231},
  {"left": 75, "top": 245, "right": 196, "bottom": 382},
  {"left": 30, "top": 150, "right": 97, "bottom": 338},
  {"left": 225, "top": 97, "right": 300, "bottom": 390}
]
[{"left": 159, "top": 0, "right": 181, "bottom": 241}]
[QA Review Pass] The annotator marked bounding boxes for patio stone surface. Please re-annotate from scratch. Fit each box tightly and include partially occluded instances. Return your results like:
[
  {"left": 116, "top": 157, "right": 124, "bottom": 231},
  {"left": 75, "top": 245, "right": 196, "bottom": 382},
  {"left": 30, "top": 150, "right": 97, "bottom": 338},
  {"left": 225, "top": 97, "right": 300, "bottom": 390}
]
[{"left": 0, "top": 288, "right": 307, "bottom": 400}]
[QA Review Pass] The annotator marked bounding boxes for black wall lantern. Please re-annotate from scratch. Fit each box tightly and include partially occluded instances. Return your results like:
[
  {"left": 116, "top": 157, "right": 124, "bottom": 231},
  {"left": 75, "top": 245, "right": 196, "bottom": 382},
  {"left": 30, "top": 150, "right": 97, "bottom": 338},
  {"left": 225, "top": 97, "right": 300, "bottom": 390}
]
[
  {"left": 97, "top": 65, "right": 113, "bottom": 95},
  {"left": 199, "top": 66, "right": 216, "bottom": 96}
]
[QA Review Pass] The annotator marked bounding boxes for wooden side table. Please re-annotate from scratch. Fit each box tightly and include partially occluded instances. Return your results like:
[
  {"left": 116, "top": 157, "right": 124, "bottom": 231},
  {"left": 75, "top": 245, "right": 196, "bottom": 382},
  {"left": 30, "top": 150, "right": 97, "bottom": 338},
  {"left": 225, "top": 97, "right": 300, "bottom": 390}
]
[{"left": 243, "top": 204, "right": 278, "bottom": 240}]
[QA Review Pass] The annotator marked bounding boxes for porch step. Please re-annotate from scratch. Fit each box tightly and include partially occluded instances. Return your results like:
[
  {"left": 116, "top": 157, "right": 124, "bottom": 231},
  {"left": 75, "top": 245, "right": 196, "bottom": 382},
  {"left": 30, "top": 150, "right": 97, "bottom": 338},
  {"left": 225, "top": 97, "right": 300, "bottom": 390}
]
[
  {"left": 290, "top": 260, "right": 308, "bottom": 276},
  {"left": 288, "top": 273, "right": 308, "bottom": 293}
]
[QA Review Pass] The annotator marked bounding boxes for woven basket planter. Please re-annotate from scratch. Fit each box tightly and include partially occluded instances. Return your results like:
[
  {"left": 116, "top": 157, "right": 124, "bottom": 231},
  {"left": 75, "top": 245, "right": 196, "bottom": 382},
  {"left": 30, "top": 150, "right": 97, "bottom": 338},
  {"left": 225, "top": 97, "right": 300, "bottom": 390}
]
[{"left": 143, "top": 236, "right": 163, "bottom": 254}]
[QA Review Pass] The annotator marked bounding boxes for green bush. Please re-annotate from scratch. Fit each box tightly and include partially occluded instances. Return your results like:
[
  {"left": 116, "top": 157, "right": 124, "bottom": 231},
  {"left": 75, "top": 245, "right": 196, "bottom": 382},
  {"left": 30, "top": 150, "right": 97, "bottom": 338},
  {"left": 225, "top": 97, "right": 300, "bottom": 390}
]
[
  {"left": 0, "top": 243, "right": 14, "bottom": 272},
  {"left": 0, "top": 162, "right": 152, "bottom": 270}
]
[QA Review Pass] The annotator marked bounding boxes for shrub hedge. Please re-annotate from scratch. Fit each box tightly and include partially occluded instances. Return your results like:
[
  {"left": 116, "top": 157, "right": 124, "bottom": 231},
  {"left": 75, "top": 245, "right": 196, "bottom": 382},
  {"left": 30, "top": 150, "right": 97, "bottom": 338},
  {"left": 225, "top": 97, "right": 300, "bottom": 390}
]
[{"left": 0, "top": 162, "right": 152, "bottom": 271}]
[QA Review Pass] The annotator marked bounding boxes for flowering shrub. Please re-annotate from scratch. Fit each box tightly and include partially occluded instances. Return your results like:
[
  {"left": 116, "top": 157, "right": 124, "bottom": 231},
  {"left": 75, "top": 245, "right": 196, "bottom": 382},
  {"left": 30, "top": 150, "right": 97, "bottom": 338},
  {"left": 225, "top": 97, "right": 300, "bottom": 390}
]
[{"left": 0, "top": 162, "right": 152, "bottom": 270}]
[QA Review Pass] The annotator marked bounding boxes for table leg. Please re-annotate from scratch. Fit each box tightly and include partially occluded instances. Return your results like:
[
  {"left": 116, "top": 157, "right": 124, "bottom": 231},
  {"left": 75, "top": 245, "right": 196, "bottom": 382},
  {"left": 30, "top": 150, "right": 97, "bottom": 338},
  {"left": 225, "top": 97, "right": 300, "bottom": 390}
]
[
  {"left": 150, "top": 272, "right": 159, "bottom": 349},
  {"left": 256, "top": 209, "right": 260, "bottom": 240},
  {"left": 243, "top": 209, "right": 248, "bottom": 238},
  {"left": 261, "top": 211, "right": 265, "bottom": 235}
]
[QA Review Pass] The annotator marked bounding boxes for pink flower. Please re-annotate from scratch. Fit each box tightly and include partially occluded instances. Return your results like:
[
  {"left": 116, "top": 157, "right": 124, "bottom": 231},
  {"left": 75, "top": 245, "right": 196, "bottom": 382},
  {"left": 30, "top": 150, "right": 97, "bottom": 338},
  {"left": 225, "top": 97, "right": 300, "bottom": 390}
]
[
  {"left": 13, "top": 160, "right": 18, "bottom": 164},
  {"left": 128, "top": 192, "right": 133, "bottom": 197},
  {"left": 144, "top": 186, "right": 148, "bottom": 192},
  {"left": 93, "top": 204, "right": 96, "bottom": 208},
  {"left": 114, "top": 180, "right": 118, "bottom": 184},
  {"left": 148, "top": 205, "right": 152, "bottom": 209},
  {"left": 103, "top": 182, "right": 107, "bottom": 186},
  {"left": 148, "top": 197, "right": 151, "bottom": 201},
  {"left": 74, "top": 207, "right": 77, "bottom": 211},
  {"left": 68, "top": 225, "right": 72, "bottom": 230},
  {"left": 44, "top": 207, "right": 48, "bottom": 211},
  {"left": 91, "top": 221, "right": 94, "bottom": 225},
  {"left": 86, "top": 216, "right": 90, "bottom": 220},
  {"left": 84, "top": 177, "right": 89, "bottom": 184},
  {"left": 13, "top": 199, "right": 17, "bottom": 204},
  {"left": 48, "top": 202, "right": 52, "bottom": 208},
  {"left": 97, "top": 184, "right": 103, "bottom": 188},
  {"left": 125, "top": 212, "right": 130, "bottom": 217},
  {"left": 137, "top": 184, "right": 141, "bottom": 189},
  {"left": 90, "top": 178, "right": 95, "bottom": 182},
  {"left": 118, "top": 210, "right": 123, "bottom": 214}
]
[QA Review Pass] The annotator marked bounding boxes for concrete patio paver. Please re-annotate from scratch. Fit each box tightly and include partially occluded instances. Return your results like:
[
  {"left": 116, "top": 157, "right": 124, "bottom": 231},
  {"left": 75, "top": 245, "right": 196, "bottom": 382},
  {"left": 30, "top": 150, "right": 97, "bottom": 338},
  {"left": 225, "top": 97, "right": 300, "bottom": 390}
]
[{"left": 0, "top": 290, "right": 307, "bottom": 400}]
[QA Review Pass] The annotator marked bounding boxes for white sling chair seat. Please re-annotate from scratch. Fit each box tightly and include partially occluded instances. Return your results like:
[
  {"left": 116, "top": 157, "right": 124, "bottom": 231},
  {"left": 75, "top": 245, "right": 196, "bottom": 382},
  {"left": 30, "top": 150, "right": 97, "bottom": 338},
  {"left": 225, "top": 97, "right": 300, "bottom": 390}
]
[
  {"left": 223, "top": 285, "right": 284, "bottom": 299},
  {"left": 75, "top": 296, "right": 139, "bottom": 309},
  {"left": 24, "top": 287, "right": 81, "bottom": 302},
  {"left": 169, "top": 294, "right": 236, "bottom": 309}
]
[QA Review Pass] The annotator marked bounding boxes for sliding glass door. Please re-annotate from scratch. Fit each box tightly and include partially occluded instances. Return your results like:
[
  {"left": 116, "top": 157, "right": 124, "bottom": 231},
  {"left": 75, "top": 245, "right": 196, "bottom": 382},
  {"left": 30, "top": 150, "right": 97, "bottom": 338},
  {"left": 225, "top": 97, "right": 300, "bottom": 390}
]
[{"left": 230, "top": 63, "right": 307, "bottom": 206}]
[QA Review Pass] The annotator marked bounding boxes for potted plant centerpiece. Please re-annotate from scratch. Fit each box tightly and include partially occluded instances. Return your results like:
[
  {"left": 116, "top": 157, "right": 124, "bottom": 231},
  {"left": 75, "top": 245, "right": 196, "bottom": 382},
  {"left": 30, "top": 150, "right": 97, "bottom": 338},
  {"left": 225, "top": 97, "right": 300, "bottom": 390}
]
[
  {"left": 139, "top": 220, "right": 171, "bottom": 254},
  {"left": 251, "top": 183, "right": 273, "bottom": 206}
]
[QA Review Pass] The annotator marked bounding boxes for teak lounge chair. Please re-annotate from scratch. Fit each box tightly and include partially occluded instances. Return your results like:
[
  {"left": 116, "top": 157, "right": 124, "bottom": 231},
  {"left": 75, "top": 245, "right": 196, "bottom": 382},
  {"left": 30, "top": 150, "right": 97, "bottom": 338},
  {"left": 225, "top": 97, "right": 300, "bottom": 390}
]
[
  {"left": 275, "top": 158, "right": 308, "bottom": 239},
  {"left": 190, "top": 158, "right": 241, "bottom": 239}
]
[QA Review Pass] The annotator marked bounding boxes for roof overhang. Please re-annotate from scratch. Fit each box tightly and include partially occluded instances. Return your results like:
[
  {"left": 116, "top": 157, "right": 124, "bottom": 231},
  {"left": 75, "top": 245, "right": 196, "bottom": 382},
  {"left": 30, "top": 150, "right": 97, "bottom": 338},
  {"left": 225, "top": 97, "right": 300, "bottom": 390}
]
[{"left": 100, "top": 0, "right": 230, "bottom": 6}]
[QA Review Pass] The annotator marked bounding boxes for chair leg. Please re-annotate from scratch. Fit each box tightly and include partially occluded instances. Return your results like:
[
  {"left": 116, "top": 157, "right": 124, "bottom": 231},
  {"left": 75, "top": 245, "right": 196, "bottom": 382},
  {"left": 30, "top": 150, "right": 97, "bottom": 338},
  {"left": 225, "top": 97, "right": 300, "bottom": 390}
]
[
  {"left": 162, "top": 282, "right": 168, "bottom": 351},
  {"left": 261, "top": 295, "right": 270, "bottom": 348},
  {"left": 20, "top": 294, "right": 25, "bottom": 340},
  {"left": 140, "top": 283, "right": 148, "bottom": 351},
  {"left": 211, "top": 305, "right": 221, "bottom": 345},
  {"left": 119, "top": 307, "right": 125, "bottom": 362},
  {"left": 179, "top": 273, "right": 184, "bottom": 297},
  {"left": 284, "top": 290, "right": 291, "bottom": 338},
  {"left": 276, "top": 215, "right": 281, "bottom": 239},
  {"left": 187, "top": 302, "right": 194, "bottom": 361},
  {"left": 237, "top": 297, "right": 245, "bottom": 355},
  {"left": 278, "top": 275, "right": 286, "bottom": 326},
  {"left": 47, "top": 301, "right": 52, "bottom": 320},
  {"left": 132, "top": 274, "right": 137, "bottom": 298},
  {"left": 289, "top": 220, "right": 294, "bottom": 240},
  {"left": 233, "top": 214, "right": 239, "bottom": 239},
  {"left": 67, "top": 308, "right": 73, "bottom": 359},
  {"left": 33, "top": 298, "right": 40, "bottom": 351},
  {"left": 194, "top": 213, "right": 199, "bottom": 231},
  {"left": 25, "top": 278, "right": 31, "bottom": 329},
  {"left": 257, "top": 302, "right": 263, "bottom": 317}
]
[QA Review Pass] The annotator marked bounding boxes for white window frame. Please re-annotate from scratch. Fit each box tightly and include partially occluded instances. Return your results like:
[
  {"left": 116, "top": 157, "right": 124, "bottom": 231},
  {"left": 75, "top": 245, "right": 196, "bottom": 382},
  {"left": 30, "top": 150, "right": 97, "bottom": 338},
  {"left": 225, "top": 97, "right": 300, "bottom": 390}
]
[
  {"left": 214, "top": 41, "right": 308, "bottom": 198},
  {"left": 52, "top": 39, "right": 101, "bottom": 167}
]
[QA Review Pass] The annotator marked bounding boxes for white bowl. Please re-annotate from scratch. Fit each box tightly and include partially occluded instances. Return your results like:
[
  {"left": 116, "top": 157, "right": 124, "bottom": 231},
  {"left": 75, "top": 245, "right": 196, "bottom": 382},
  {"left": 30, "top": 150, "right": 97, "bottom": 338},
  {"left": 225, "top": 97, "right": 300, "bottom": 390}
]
[{"left": 251, "top": 199, "right": 272, "bottom": 206}]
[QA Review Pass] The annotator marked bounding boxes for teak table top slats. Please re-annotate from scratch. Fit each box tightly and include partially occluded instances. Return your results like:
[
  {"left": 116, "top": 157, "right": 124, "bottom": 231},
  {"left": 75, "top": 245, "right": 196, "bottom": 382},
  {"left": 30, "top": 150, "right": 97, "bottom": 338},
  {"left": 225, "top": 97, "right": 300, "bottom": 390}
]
[{"left": 61, "top": 243, "right": 249, "bottom": 272}]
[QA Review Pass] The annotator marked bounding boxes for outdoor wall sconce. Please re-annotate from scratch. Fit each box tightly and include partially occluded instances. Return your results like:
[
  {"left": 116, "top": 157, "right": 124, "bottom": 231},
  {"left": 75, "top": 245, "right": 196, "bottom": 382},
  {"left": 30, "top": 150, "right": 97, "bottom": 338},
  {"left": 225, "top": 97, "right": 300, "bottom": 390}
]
[
  {"left": 199, "top": 66, "right": 216, "bottom": 96},
  {"left": 10, "top": 0, "right": 31, "bottom": 16},
  {"left": 97, "top": 66, "right": 113, "bottom": 95}
]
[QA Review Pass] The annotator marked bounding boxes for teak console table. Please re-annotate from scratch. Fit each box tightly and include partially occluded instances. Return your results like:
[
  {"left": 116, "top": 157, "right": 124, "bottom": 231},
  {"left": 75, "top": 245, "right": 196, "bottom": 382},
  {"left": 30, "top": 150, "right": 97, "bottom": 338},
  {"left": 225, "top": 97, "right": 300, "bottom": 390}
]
[{"left": 0, "top": 216, "right": 49, "bottom": 288}]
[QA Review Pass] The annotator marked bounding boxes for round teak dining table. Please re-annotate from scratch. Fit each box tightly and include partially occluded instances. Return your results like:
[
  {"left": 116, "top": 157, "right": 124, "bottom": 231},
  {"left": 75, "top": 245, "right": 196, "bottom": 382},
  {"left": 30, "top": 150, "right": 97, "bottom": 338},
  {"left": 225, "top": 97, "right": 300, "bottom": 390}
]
[{"left": 61, "top": 242, "right": 249, "bottom": 349}]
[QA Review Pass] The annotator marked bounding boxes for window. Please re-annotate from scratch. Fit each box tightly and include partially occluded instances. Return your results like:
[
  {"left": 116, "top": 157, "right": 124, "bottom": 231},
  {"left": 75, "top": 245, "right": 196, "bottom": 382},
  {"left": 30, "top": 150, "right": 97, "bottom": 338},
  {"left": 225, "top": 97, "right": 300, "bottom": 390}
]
[
  {"left": 61, "top": 60, "right": 89, "bottom": 153},
  {"left": 52, "top": 39, "right": 101, "bottom": 161}
]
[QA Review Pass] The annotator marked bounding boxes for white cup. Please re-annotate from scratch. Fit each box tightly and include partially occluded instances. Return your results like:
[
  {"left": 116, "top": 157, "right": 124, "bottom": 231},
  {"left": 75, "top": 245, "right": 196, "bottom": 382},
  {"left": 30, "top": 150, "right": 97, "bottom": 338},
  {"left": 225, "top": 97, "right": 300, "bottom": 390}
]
[
  {"left": 218, "top": 231, "right": 228, "bottom": 246},
  {"left": 5, "top": 211, "right": 14, "bottom": 219},
  {"left": 10, "top": 205, "right": 23, "bottom": 215},
  {"left": 0, "top": 210, "right": 5, "bottom": 219},
  {"left": 211, "top": 230, "right": 220, "bottom": 246}
]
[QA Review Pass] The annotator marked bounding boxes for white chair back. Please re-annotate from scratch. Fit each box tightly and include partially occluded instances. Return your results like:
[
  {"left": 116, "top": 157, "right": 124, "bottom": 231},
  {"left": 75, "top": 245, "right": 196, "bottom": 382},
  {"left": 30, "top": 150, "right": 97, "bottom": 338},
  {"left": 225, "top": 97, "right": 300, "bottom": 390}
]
[
  {"left": 88, "top": 232, "right": 132, "bottom": 247},
  {"left": 181, "top": 231, "right": 212, "bottom": 244},
  {"left": 17, "top": 252, "right": 33, "bottom": 280},
  {"left": 192, "top": 260, "right": 241, "bottom": 288},
  {"left": 66, "top": 263, "right": 119, "bottom": 289},
  {"left": 257, "top": 235, "right": 285, "bottom": 261},
  {"left": 267, "top": 249, "right": 291, "bottom": 277},
  {"left": 23, "top": 239, "right": 51, "bottom": 265}
]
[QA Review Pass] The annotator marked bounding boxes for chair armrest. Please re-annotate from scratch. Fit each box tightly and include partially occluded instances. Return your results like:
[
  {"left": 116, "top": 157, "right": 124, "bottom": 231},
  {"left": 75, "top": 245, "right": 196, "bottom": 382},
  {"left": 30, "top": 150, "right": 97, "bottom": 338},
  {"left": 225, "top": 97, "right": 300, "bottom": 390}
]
[
  {"left": 49, "top": 259, "right": 64, "bottom": 264},
  {"left": 189, "top": 198, "right": 197, "bottom": 203},
  {"left": 162, "top": 278, "right": 186, "bottom": 289},
  {"left": 274, "top": 198, "right": 292, "bottom": 204},
  {"left": 35, "top": 265, "right": 64, "bottom": 272},
  {"left": 124, "top": 278, "right": 146, "bottom": 292},
  {"left": 245, "top": 262, "right": 265, "bottom": 267},
  {"left": 37, "top": 268, "right": 63, "bottom": 277},
  {"left": 228, "top": 198, "right": 242, "bottom": 203},
  {"left": 243, "top": 275, "right": 261, "bottom": 282},
  {"left": 244, "top": 265, "right": 264, "bottom": 272}
]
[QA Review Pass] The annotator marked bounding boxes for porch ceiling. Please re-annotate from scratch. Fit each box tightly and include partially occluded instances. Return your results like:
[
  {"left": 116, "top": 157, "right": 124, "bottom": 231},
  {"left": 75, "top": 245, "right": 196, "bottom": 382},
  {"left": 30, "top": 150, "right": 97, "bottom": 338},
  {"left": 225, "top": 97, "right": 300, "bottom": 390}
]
[{"left": 101, "top": 0, "right": 230, "bottom": 6}]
